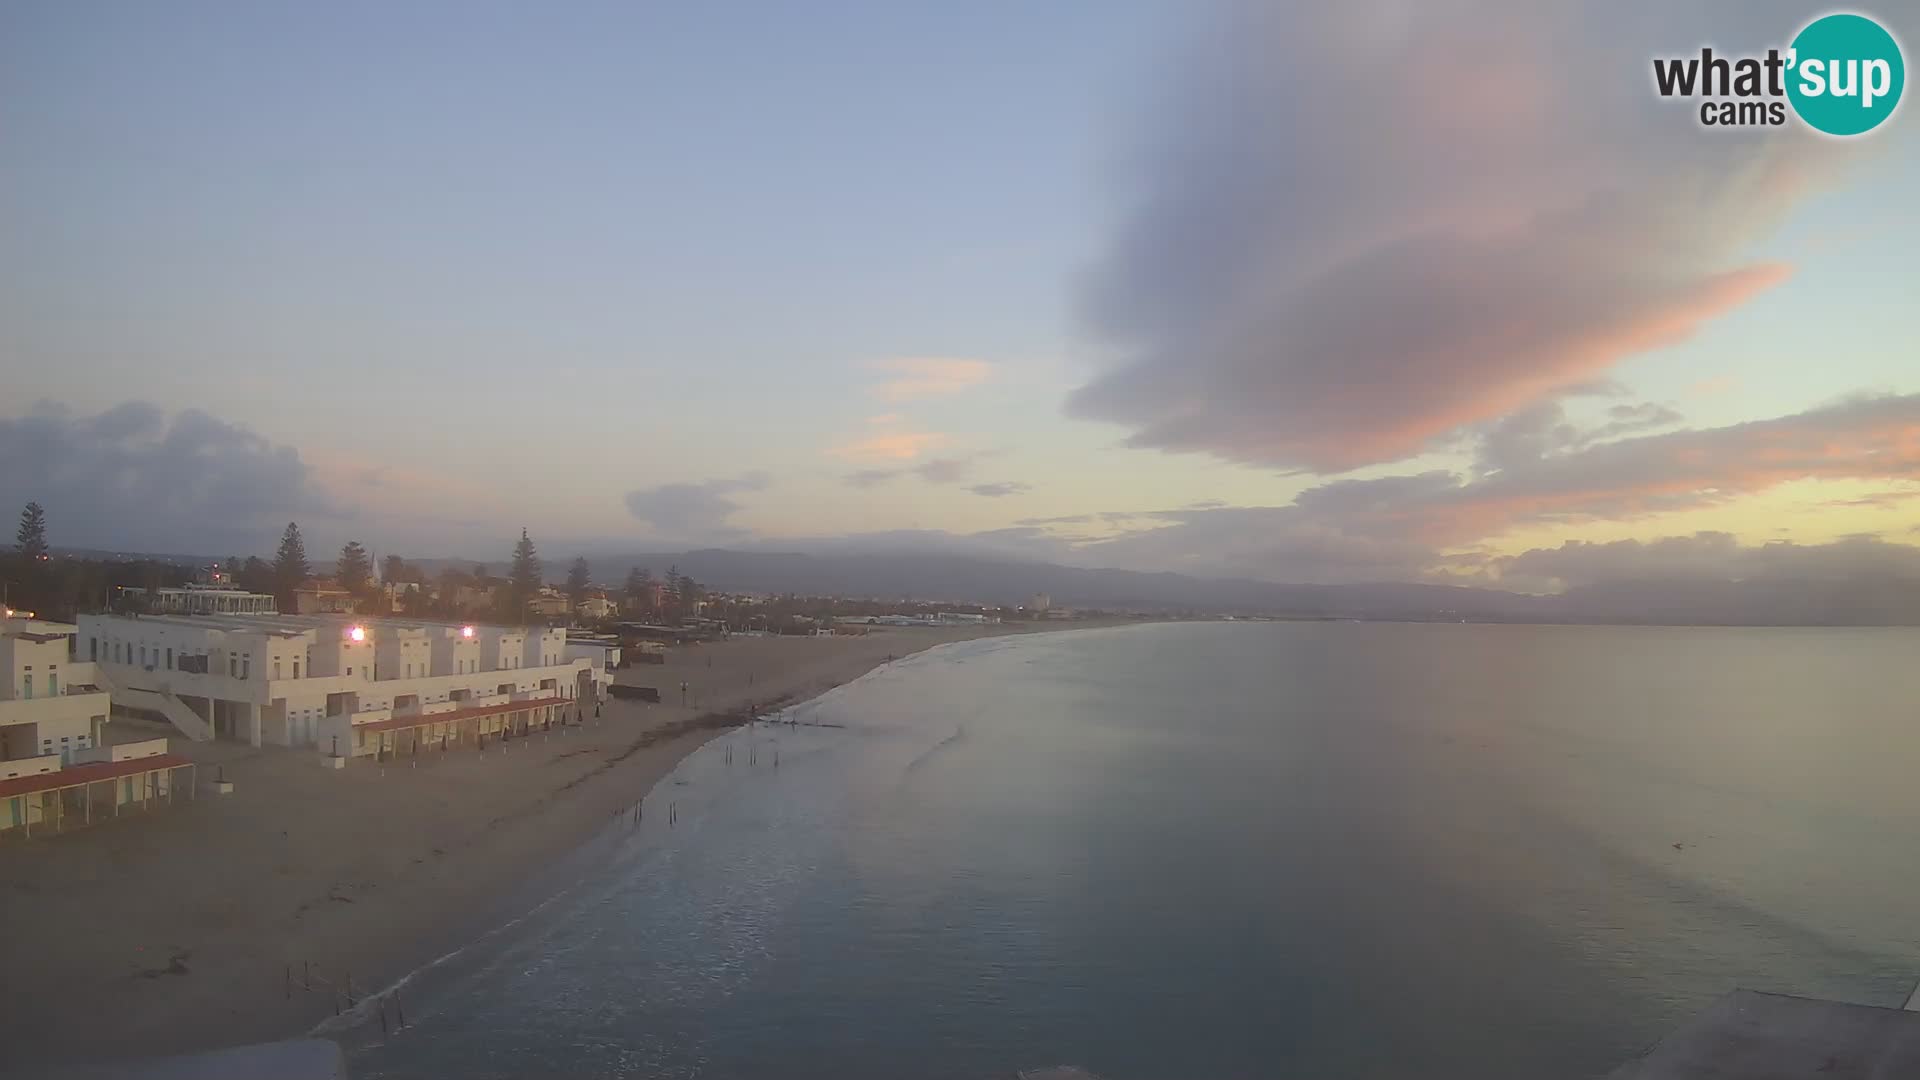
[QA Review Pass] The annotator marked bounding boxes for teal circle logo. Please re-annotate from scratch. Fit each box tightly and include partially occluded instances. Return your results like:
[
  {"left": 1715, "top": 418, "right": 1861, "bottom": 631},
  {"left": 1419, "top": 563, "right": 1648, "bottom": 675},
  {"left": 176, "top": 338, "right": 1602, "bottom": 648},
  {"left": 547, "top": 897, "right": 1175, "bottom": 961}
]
[{"left": 1787, "top": 13, "right": 1905, "bottom": 136}]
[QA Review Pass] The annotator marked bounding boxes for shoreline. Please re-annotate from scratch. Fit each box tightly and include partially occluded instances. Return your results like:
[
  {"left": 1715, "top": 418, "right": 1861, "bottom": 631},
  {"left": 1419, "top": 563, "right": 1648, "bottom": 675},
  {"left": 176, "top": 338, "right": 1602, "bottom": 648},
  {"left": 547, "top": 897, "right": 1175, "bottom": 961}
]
[{"left": 0, "top": 621, "right": 1130, "bottom": 1070}]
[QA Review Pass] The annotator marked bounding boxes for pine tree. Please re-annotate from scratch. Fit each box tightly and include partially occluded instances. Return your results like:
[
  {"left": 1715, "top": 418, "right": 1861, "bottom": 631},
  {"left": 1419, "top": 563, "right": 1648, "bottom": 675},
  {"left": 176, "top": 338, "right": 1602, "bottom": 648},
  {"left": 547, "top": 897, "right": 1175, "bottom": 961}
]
[
  {"left": 238, "top": 556, "right": 273, "bottom": 594},
  {"left": 15, "top": 502, "right": 48, "bottom": 559},
  {"left": 509, "top": 529, "right": 541, "bottom": 613},
  {"left": 336, "top": 540, "right": 372, "bottom": 594},
  {"left": 663, "top": 564, "right": 686, "bottom": 623},
  {"left": 567, "top": 556, "right": 592, "bottom": 606},
  {"left": 273, "top": 522, "right": 310, "bottom": 610},
  {"left": 382, "top": 554, "right": 409, "bottom": 584}
]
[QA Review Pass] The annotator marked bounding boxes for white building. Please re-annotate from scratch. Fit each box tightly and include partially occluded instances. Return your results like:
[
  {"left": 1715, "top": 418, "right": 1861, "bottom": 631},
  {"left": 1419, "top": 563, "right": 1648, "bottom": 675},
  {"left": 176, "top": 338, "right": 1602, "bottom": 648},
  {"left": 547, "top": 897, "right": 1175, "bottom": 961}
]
[
  {"left": 121, "top": 584, "right": 278, "bottom": 616},
  {"left": 563, "top": 635, "right": 622, "bottom": 695},
  {"left": 1, "top": 617, "right": 112, "bottom": 764},
  {"left": 76, "top": 612, "right": 595, "bottom": 759}
]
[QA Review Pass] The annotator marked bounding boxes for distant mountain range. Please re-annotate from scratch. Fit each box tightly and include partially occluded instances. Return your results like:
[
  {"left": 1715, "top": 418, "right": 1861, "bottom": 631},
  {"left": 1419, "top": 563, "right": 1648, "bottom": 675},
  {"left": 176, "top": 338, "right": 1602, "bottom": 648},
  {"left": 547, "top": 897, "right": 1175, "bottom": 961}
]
[
  {"left": 49, "top": 544, "right": 1920, "bottom": 625},
  {"left": 418, "top": 548, "right": 1920, "bottom": 626}
]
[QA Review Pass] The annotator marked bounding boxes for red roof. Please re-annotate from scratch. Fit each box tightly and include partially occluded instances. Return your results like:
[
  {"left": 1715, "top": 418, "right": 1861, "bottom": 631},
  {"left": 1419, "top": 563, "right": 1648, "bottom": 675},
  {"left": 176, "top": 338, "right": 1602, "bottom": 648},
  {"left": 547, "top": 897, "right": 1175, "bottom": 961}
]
[
  {"left": 356, "top": 696, "right": 567, "bottom": 734},
  {"left": 0, "top": 753, "right": 194, "bottom": 800}
]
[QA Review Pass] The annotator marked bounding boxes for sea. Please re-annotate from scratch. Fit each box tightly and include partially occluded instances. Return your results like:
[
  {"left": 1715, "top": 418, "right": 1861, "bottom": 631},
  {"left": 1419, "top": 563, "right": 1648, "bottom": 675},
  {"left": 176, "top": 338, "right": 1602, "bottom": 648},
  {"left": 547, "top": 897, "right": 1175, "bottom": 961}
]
[{"left": 345, "top": 621, "right": 1920, "bottom": 1079}]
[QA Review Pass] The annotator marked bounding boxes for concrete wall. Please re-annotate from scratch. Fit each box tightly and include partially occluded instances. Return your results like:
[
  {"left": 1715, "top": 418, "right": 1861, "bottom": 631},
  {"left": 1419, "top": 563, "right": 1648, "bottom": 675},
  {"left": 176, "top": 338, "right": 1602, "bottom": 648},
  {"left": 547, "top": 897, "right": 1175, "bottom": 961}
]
[
  {"left": 431, "top": 630, "right": 480, "bottom": 675},
  {"left": 0, "top": 753, "right": 61, "bottom": 780},
  {"left": 0, "top": 691, "right": 109, "bottom": 761},
  {"left": 72, "top": 737, "right": 168, "bottom": 765}
]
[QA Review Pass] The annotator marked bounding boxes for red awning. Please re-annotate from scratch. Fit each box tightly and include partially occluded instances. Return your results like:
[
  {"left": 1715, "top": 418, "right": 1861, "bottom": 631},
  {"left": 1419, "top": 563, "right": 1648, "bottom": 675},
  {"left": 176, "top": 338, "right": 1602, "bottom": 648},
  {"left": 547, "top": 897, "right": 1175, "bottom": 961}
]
[
  {"left": 0, "top": 754, "right": 194, "bottom": 800},
  {"left": 356, "top": 696, "right": 565, "bottom": 735}
]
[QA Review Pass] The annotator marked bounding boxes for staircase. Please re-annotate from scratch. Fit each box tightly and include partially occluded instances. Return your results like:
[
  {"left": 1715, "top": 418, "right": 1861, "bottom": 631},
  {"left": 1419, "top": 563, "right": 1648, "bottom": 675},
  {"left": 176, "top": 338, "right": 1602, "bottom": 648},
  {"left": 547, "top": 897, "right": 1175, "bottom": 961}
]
[{"left": 94, "top": 667, "right": 214, "bottom": 742}]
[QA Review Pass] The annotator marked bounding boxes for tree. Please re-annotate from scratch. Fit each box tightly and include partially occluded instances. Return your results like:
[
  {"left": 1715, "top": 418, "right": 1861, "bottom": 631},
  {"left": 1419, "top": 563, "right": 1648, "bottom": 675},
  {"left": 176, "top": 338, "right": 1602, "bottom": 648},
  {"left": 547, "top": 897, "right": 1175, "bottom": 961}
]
[
  {"left": 509, "top": 529, "right": 541, "bottom": 613},
  {"left": 567, "top": 556, "right": 592, "bottom": 607},
  {"left": 237, "top": 556, "right": 274, "bottom": 594},
  {"left": 336, "top": 540, "right": 372, "bottom": 594},
  {"left": 625, "top": 566, "right": 655, "bottom": 618},
  {"left": 273, "top": 522, "right": 310, "bottom": 609},
  {"left": 383, "top": 555, "right": 410, "bottom": 584},
  {"left": 437, "top": 566, "right": 468, "bottom": 616},
  {"left": 662, "top": 564, "right": 681, "bottom": 619},
  {"left": 403, "top": 584, "right": 431, "bottom": 616},
  {"left": 15, "top": 502, "right": 48, "bottom": 559}
]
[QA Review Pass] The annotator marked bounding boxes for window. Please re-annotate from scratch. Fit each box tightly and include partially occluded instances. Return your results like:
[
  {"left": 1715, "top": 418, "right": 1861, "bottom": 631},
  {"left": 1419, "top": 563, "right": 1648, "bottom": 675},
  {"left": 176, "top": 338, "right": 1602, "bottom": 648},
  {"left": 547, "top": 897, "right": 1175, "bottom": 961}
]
[
  {"left": 89, "top": 638, "right": 98, "bottom": 661},
  {"left": 20, "top": 677, "right": 30, "bottom": 700},
  {"left": 241, "top": 657, "right": 249, "bottom": 680},
  {"left": 140, "top": 646, "right": 148, "bottom": 666},
  {"left": 166, "top": 648, "right": 173, "bottom": 668},
  {"left": 229, "top": 656, "right": 238, "bottom": 678},
  {"left": 293, "top": 660, "right": 300, "bottom": 678},
  {"left": 48, "top": 673, "right": 57, "bottom": 696},
  {"left": 346, "top": 667, "right": 353, "bottom": 676}
]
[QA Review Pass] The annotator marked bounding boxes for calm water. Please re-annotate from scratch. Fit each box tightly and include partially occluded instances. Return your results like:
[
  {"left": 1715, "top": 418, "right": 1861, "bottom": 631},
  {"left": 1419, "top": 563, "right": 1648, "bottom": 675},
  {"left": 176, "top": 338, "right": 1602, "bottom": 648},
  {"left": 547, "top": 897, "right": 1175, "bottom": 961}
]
[{"left": 349, "top": 622, "right": 1920, "bottom": 1079}]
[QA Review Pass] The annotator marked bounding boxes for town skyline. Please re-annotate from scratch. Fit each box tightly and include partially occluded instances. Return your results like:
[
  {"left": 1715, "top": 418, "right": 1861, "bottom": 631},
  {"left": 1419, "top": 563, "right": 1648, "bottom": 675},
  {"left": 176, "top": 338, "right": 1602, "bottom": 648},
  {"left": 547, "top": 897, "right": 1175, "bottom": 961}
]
[{"left": 5, "top": 2, "right": 1919, "bottom": 594}]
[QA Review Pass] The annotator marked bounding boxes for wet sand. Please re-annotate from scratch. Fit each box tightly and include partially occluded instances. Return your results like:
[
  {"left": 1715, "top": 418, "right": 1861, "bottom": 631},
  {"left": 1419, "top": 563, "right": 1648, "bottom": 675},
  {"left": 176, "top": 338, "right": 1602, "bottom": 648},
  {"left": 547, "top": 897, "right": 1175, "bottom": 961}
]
[{"left": 0, "top": 624, "right": 1072, "bottom": 1070}]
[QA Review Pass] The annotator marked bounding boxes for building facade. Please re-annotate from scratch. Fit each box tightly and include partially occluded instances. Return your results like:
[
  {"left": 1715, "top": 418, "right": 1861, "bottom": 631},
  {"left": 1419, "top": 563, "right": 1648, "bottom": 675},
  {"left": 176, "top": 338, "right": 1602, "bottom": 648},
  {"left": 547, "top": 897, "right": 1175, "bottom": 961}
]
[
  {"left": 76, "top": 613, "right": 594, "bottom": 758},
  {"left": 121, "top": 584, "right": 278, "bottom": 616},
  {"left": 0, "top": 617, "right": 112, "bottom": 765}
]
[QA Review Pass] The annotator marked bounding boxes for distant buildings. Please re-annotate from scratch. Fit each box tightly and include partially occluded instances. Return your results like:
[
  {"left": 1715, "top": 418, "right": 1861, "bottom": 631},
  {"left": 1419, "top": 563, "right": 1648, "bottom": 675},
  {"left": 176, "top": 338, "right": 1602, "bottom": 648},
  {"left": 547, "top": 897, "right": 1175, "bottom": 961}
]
[
  {"left": 121, "top": 584, "right": 278, "bottom": 616},
  {"left": 1028, "top": 593, "right": 1052, "bottom": 614},
  {"left": 527, "top": 593, "right": 570, "bottom": 618},
  {"left": 292, "top": 582, "right": 360, "bottom": 615},
  {"left": 576, "top": 595, "right": 617, "bottom": 621}
]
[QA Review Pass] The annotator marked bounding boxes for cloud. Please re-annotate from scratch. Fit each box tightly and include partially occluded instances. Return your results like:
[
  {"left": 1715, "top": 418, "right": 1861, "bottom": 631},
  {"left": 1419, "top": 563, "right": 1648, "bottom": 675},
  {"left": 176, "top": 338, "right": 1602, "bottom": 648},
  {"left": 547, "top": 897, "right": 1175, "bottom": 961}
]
[
  {"left": 842, "top": 452, "right": 995, "bottom": 488},
  {"left": 870, "top": 358, "right": 994, "bottom": 403},
  {"left": 1028, "top": 393, "right": 1920, "bottom": 585},
  {"left": 828, "top": 414, "right": 947, "bottom": 463},
  {"left": 1067, "top": 1, "right": 1853, "bottom": 473},
  {"left": 844, "top": 469, "right": 899, "bottom": 489},
  {"left": 0, "top": 400, "right": 337, "bottom": 554},
  {"left": 1489, "top": 533, "right": 1920, "bottom": 592},
  {"left": 968, "top": 481, "right": 1032, "bottom": 498},
  {"left": 1473, "top": 399, "right": 1684, "bottom": 475},
  {"left": 623, "top": 472, "right": 770, "bottom": 543}
]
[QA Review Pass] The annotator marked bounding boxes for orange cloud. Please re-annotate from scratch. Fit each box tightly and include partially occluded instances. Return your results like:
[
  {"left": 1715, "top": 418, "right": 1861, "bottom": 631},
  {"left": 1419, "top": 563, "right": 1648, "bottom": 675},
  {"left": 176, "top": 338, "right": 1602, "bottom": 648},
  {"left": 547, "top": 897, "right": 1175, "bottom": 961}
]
[
  {"left": 870, "top": 358, "right": 993, "bottom": 403},
  {"left": 828, "top": 414, "right": 947, "bottom": 462}
]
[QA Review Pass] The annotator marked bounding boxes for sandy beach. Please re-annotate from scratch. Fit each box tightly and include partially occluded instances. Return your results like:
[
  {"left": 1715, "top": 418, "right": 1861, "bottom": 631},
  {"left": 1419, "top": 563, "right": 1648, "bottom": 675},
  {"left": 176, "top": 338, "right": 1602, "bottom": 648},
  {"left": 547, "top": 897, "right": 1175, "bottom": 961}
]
[{"left": 0, "top": 623, "right": 1064, "bottom": 1071}]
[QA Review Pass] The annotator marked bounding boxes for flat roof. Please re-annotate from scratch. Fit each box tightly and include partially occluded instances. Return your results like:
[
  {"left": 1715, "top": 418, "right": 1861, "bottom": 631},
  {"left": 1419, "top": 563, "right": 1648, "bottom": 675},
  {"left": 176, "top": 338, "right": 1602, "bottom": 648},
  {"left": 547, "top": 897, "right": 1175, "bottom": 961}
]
[
  {"left": 355, "top": 696, "right": 566, "bottom": 735},
  {"left": 87, "top": 613, "right": 558, "bottom": 636},
  {"left": 0, "top": 753, "right": 194, "bottom": 800}
]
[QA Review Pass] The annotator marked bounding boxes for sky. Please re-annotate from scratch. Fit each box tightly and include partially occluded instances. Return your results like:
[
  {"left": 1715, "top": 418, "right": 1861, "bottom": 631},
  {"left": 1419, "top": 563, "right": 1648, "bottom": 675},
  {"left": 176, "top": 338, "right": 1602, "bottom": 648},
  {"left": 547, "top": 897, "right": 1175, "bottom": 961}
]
[{"left": 2, "top": 1, "right": 1917, "bottom": 592}]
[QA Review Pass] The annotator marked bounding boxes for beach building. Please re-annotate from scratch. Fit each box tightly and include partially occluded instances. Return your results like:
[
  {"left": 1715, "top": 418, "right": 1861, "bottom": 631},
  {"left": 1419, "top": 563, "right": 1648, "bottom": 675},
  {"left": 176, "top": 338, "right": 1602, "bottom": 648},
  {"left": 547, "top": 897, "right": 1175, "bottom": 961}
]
[
  {"left": 75, "top": 612, "right": 595, "bottom": 759},
  {"left": 0, "top": 737, "right": 195, "bottom": 837},
  {"left": 1028, "top": 593, "right": 1052, "bottom": 614},
  {"left": 1, "top": 616, "right": 112, "bottom": 763},
  {"left": 0, "top": 616, "right": 185, "bottom": 836},
  {"left": 576, "top": 595, "right": 616, "bottom": 621},
  {"left": 563, "top": 635, "right": 622, "bottom": 694},
  {"left": 119, "top": 584, "right": 279, "bottom": 616}
]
